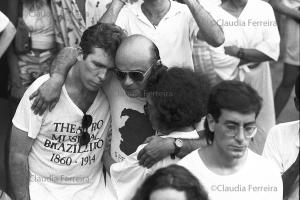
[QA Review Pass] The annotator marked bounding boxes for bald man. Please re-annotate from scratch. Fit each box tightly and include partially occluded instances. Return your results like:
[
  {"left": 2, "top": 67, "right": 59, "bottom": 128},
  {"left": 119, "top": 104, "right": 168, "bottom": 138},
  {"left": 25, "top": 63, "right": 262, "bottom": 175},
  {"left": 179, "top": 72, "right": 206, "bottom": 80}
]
[{"left": 29, "top": 34, "right": 204, "bottom": 170}]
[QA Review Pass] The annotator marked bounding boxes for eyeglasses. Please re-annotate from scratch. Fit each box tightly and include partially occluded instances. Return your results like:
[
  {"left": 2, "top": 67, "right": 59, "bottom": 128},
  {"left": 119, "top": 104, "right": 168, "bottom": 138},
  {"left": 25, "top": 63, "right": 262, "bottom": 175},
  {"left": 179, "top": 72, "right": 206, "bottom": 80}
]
[
  {"left": 223, "top": 124, "right": 258, "bottom": 139},
  {"left": 114, "top": 66, "right": 152, "bottom": 82},
  {"left": 79, "top": 114, "right": 93, "bottom": 146}
]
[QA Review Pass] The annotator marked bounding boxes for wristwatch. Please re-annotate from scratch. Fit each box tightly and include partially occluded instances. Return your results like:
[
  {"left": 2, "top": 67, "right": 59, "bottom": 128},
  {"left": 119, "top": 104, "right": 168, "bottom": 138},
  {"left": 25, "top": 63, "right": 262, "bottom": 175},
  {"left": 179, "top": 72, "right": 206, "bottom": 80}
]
[
  {"left": 237, "top": 48, "right": 245, "bottom": 59},
  {"left": 170, "top": 138, "right": 183, "bottom": 159}
]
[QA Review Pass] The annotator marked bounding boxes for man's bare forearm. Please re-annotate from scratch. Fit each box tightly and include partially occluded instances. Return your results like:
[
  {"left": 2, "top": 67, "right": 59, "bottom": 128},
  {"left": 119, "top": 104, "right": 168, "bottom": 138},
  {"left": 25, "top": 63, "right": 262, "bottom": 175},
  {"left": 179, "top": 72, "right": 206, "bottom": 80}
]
[
  {"left": 270, "top": 0, "right": 300, "bottom": 21},
  {"left": 49, "top": 47, "right": 79, "bottom": 84},
  {"left": 239, "top": 48, "right": 273, "bottom": 64},
  {"left": 183, "top": 0, "right": 224, "bottom": 47},
  {"left": 177, "top": 138, "right": 207, "bottom": 158},
  {"left": 9, "top": 153, "right": 30, "bottom": 200},
  {"left": 100, "top": 0, "right": 125, "bottom": 23}
]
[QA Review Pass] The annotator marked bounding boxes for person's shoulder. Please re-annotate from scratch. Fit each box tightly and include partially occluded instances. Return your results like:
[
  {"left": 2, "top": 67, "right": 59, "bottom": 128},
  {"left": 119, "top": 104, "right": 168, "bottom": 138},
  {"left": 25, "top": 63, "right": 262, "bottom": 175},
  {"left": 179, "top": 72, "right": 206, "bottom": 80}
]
[
  {"left": 251, "top": 0, "right": 274, "bottom": 12},
  {"left": 178, "top": 149, "right": 200, "bottom": 165},
  {"left": 24, "top": 74, "right": 51, "bottom": 96},
  {"left": 251, "top": 0, "right": 272, "bottom": 7},
  {"left": 171, "top": 0, "right": 190, "bottom": 12},
  {"left": 269, "top": 120, "right": 299, "bottom": 137},
  {"left": 122, "top": 2, "right": 141, "bottom": 15},
  {"left": 248, "top": 149, "right": 281, "bottom": 173},
  {"left": 276, "top": 120, "right": 300, "bottom": 128}
]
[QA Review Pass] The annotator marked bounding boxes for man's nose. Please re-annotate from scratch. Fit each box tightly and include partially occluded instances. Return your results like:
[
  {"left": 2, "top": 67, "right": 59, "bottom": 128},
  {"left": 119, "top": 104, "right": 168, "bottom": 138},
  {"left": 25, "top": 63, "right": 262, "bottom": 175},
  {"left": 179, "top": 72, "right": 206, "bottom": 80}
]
[
  {"left": 97, "top": 69, "right": 108, "bottom": 81},
  {"left": 235, "top": 126, "right": 246, "bottom": 143},
  {"left": 123, "top": 74, "right": 134, "bottom": 86}
]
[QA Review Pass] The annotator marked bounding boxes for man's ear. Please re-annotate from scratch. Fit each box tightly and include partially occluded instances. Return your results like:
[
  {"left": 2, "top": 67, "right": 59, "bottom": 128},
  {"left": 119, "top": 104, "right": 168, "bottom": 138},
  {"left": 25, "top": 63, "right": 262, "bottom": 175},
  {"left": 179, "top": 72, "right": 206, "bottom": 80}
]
[{"left": 207, "top": 114, "right": 215, "bottom": 132}]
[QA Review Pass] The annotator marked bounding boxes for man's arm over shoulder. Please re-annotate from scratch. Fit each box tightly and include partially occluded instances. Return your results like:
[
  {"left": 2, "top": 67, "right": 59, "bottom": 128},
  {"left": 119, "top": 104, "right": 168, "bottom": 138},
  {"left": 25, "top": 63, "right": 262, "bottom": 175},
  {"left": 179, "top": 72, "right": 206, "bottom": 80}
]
[
  {"left": 29, "top": 47, "right": 78, "bottom": 115},
  {"left": 137, "top": 135, "right": 207, "bottom": 168}
]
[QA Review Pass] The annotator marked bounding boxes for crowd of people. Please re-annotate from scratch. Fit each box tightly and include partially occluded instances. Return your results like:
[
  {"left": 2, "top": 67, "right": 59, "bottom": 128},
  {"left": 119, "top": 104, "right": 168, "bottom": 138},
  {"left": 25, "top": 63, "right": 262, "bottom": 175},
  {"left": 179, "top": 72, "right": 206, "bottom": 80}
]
[{"left": 0, "top": 0, "right": 299, "bottom": 200}]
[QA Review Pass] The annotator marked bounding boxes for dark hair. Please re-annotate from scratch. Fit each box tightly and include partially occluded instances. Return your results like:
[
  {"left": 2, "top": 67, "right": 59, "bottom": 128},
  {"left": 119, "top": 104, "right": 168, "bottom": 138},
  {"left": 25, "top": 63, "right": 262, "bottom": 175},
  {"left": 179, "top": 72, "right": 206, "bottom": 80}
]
[
  {"left": 204, "top": 80, "right": 262, "bottom": 144},
  {"left": 80, "top": 23, "right": 126, "bottom": 59},
  {"left": 146, "top": 67, "right": 210, "bottom": 132},
  {"left": 131, "top": 165, "right": 208, "bottom": 200},
  {"left": 295, "top": 75, "right": 299, "bottom": 100}
]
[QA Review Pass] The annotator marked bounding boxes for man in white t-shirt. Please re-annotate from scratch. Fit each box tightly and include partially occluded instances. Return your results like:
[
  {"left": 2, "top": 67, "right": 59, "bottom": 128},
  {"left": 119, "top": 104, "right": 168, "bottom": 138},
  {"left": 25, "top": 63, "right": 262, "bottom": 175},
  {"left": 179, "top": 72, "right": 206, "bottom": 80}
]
[
  {"left": 179, "top": 80, "right": 283, "bottom": 200},
  {"left": 0, "top": 11, "right": 16, "bottom": 58},
  {"left": 263, "top": 75, "right": 299, "bottom": 200},
  {"left": 27, "top": 34, "right": 208, "bottom": 199},
  {"left": 100, "top": 0, "right": 224, "bottom": 70},
  {"left": 30, "top": 35, "right": 206, "bottom": 166},
  {"left": 9, "top": 23, "right": 126, "bottom": 200}
]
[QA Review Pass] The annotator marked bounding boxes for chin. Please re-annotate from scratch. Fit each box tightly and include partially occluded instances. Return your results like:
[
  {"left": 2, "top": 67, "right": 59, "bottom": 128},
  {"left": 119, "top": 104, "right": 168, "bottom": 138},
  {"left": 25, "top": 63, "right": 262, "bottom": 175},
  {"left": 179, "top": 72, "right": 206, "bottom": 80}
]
[
  {"left": 230, "top": 151, "right": 247, "bottom": 159},
  {"left": 86, "top": 84, "right": 100, "bottom": 92}
]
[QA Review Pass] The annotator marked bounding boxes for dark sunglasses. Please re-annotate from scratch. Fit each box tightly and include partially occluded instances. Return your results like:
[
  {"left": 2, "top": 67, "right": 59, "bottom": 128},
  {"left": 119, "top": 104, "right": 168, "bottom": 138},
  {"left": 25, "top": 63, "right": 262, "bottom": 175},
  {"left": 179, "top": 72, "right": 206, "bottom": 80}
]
[
  {"left": 79, "top": 114, "right": 93, "bottom": 146},
  {"left": 114, "top": 66, "right": 152, "bottom": 82}
]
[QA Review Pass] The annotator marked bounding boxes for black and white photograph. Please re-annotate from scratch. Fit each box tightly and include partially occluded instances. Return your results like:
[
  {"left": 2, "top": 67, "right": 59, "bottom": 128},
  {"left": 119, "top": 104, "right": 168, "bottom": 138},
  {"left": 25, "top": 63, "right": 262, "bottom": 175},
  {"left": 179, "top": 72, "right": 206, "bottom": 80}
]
[{"left": 0, "top": 0, "right": 299, "bottom": 200}]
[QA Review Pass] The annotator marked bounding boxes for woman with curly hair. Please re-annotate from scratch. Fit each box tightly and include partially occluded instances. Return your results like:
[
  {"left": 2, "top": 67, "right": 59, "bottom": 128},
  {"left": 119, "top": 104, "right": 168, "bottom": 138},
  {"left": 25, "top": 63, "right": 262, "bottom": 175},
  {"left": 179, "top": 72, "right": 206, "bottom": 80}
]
[
  {"left": 103, "top": 67, "right": 210, "bottom": 200},
  {"left": 131, "top": 164, "right": 208, "bottom": 200}
]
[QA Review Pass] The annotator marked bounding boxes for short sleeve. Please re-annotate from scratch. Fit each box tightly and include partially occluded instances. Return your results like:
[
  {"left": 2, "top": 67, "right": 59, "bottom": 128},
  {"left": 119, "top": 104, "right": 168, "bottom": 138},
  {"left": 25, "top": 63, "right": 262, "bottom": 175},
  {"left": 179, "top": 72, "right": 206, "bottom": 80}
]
[
  {"left": 255, "top": 4, "right": 280, "bottom": 61},
  {"left": 115, "top": 6, "right": 130, "bottom": 32},
  {"left": 12, "top": 75, "right": 50, "bottom": 139},
  {"left": 0, "top": 11, "right": 9, "bottom": 33},
  {"left": 262, "top": 125, "right": 284, "bottom": 173}
]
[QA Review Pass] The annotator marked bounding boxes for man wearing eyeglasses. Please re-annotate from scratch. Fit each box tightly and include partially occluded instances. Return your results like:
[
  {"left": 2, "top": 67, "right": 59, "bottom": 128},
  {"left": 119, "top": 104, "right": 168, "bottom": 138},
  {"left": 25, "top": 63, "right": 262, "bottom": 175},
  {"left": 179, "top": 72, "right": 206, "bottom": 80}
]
[
  {"left": 29, "top": 34, "right": 206, "bottom": 167},
  {"left": 9, "top": 23, "right": 126, "bottom": 200},
  {"left": 178, "top": 80, "right": 283, "bottom": 200}
]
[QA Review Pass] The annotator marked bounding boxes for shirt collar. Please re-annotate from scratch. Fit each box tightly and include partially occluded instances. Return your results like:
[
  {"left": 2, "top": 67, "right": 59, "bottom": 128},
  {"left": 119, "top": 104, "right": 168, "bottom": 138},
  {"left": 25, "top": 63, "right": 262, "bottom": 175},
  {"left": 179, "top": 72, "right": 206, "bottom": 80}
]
[{"left": 132, "top": 0, "right": 182, "bottom": 25}]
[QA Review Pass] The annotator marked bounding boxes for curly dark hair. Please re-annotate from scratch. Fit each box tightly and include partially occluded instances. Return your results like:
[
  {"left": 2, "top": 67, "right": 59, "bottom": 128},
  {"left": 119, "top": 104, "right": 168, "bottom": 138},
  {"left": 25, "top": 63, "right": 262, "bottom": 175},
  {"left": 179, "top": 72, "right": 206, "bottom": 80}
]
[
  {"left": 204, "top": 80, "right": 263, "bottom": 144},
  {"left": 80, "top": 22, "right": 126, "bottom": 59},
  {"left": 131, "top": 165, "right": 208, "bottom": 200},
  {"left": 145, "top": 67, "right": 211, "bottom": 132}
]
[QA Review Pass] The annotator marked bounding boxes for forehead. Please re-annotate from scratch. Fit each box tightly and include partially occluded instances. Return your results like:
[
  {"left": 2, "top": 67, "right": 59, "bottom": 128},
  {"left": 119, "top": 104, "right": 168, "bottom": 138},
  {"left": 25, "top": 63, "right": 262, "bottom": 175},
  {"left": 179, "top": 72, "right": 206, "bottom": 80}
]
[
  {"left": 115, "top": 53, "right": 152, "bottom": 72},
  {"left": 88, "top": 47, "right": 114, "bottom": 67},
  {"left": 218, "top": 109, "right": 256, "bottom": 123}
]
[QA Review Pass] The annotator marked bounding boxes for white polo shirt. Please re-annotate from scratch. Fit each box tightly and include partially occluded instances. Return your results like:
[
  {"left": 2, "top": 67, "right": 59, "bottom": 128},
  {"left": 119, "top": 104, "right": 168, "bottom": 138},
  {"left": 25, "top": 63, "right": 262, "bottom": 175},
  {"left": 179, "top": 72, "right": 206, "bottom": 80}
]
[
  {"left": 263, "top": 120, "right": 299, "bottom": 174},
  {"left": 116, "top": 0, "right": 199, "bottom": 70},
  {"left": 0, "top": 11, "right": 9, "bottom": 33}
]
